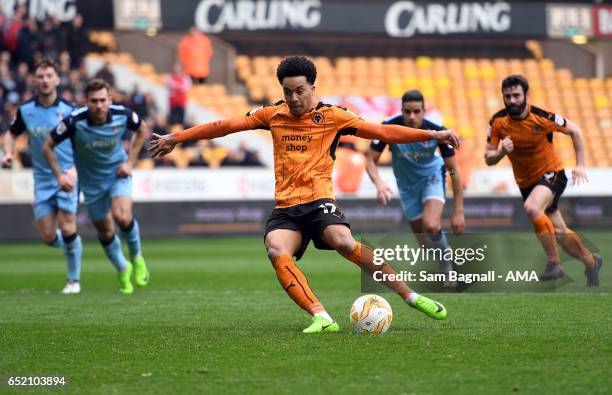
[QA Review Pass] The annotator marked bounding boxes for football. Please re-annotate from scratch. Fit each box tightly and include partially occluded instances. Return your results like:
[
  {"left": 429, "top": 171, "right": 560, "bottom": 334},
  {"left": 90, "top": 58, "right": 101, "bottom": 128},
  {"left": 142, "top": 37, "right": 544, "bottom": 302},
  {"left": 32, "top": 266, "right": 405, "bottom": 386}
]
[{"left": 350, "top": 294, "right": 393, "bottom": 334}]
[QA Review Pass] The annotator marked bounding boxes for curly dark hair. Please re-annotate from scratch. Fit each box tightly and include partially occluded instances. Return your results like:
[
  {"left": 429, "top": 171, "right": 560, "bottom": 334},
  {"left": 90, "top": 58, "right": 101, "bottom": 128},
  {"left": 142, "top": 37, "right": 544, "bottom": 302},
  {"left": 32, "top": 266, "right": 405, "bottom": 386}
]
[
  {"left": 501, "top": 74, "right": 529, "bottom": 94},
  {"left": 276, "top": 56, "right": 317, "bottom": 85}
]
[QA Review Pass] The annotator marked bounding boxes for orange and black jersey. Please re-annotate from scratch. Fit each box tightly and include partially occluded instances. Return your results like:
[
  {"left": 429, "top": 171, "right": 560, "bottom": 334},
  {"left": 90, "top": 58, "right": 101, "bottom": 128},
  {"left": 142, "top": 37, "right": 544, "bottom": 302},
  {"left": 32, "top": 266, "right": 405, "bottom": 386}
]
[
  {"left": 488, "top": 105, "right": 565, "bottom": 188},
  {"left": 245, "top": 101, "right": 364, "bottom": 208},
  {"left": 174, "top": 101, "right": 440, "bottom": 208}
]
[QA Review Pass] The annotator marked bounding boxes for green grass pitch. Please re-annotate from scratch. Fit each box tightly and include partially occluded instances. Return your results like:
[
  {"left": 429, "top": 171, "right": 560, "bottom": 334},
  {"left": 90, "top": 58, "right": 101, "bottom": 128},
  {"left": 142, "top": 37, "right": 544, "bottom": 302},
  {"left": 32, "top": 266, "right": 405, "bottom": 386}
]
[{"left": 1, "top": 233, "right": 611, "bottom": 394}]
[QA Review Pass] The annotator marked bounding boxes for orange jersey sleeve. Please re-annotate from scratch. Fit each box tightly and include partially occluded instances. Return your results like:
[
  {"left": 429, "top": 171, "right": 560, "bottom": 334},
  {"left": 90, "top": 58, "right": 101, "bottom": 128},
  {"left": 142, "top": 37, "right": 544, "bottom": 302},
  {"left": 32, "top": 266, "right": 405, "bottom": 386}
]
[
  {"left": 174, "top": 105, "right": 275, "bottom": 143},
  {"left": 357, "top": 122, "right": 436, "bottom": 143},
  {"left": 331, "top": 105, "right": 365, "bottom": 132},
  {"left": 487, "top": 113, "right": 503, "bottom": 146},
  {"left": 539, "top": 108, "right": 567, "bottom": 134},
  {"left": 331, "top": 106, "right": 436, "bottom": 143},
  {"left": 244, "top": 104, "right": 276, "bottom": 130}
]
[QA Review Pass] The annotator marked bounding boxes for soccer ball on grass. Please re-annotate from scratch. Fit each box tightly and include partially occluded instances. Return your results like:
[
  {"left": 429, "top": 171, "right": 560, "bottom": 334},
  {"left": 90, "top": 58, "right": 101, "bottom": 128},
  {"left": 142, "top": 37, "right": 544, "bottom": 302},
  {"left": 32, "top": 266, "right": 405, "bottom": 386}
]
[{"left": 350, "top": 294, "right": 393, "bottom": 334}]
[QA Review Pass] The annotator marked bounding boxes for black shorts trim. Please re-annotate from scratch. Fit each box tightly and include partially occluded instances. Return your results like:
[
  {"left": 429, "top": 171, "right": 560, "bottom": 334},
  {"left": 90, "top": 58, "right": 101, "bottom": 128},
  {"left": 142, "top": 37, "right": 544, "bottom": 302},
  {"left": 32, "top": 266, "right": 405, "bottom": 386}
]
[
  {"left": 519, "top": 170, "right": 568, "bottom": 214},
  {"left": 264, "top": 198, "right": 350, "bottom": 260}
]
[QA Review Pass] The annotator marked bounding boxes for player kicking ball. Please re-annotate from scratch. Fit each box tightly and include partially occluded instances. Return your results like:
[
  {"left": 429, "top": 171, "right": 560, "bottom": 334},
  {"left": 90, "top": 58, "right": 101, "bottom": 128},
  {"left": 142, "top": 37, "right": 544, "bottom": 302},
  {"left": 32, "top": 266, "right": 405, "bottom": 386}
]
[
  {"left": 485, "top": 75, "right": 602, "bottom": 286},
  {"left": 42, "top": 79, "right": 150, "bottom": 294},
  {"left": 151, "top": 56, "right": 460, "bottom": 333}
]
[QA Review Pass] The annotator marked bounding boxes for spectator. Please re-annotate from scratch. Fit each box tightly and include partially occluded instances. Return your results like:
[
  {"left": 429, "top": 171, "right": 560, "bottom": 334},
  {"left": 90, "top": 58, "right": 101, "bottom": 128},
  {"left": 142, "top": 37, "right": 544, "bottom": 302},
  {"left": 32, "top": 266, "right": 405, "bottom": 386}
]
[
  {"left": 3, "top": 4, "right": 26, "bottom": 57},
  {"left": 1, "top": 62, "right": 19, "bottom": 101},
  {"left": 202, "top": 140, "right": 228, "bottom": 168},
  {"left": 240, "top": 144, "right": 264, "bottom": 167},
  {"left": 16, "top": 18, "right": 38, "bottom": 69},
  {"left": 67, "top": 69, "right": 87, "bottom": 94},
  {"left": 112, "top": 90, "right": 127, "bottom": 107},
  {"left": 130, "top": 83, "right": 147, "bottom": 117},
  {"left": 73, "top": 91, "right": 85, "bottom": 107},
  {"left": 39, "top": 17, "right": 61, "bottom": 60},
  {"left": 94, "top": 61, "right": 115, "bottom": 87},
  {"left": 221, "top": 143, "right": 264, "bottom": 167},
  {"left": 60, "top": 87, "right": 74, "bottom": 103},
  {"left": 67, "top": 14, "right": 88, "bottom": 68},
  {"left": 150, "top": 113, "right": 166, "bottom": 134},
  {"left": 0, "top": 85, "right": 7, "bottom": 131},
  {"left": 187, "top": 141, "right": 210, "bottom": 167},
  {"left": 15, "top": 62, "right": 29, "bottom": 95},
  {"left": 167, "top": 62, "right": 191, "bottom": 126},
  {"left": 178, "top": 27, "right": 213, "bottom": 84},
  {"left": 143, "top": 93, "right": 157, "bottom": 119}
]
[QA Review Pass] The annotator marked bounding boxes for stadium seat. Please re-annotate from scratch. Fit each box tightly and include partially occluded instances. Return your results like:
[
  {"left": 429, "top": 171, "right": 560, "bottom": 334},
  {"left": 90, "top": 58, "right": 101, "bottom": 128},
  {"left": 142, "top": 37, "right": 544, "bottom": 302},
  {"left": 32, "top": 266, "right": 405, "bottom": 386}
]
[{"left": 233, "top": 54, "right": 611, "bottom": 170}]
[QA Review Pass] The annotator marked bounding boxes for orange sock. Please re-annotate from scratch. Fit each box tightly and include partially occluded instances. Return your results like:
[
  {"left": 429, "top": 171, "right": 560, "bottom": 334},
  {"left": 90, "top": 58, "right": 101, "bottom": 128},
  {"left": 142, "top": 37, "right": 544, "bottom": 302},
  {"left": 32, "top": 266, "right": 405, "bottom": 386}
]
[
  {"left": 558, "top": 229, "right": 595, "bottom": 267},
  {"left": 271, "top": 255, "right": 324, "bottom": 314},
  {"left": 343, "top": 242, "right": 412, "bottom": 301},
  {"left": 531, "top": 214, "right": 560, "bottom": 264}
]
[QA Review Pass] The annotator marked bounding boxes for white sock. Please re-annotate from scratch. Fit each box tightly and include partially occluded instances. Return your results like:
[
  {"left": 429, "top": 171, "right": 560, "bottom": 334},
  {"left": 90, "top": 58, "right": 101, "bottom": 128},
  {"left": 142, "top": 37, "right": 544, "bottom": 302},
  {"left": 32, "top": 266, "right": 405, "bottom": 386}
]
[
  {"left": 314, "top": 311, "right": 334, "bottom": 322},
  {"left": 406, "top": 292, "right": 419, "bottom": 305}
]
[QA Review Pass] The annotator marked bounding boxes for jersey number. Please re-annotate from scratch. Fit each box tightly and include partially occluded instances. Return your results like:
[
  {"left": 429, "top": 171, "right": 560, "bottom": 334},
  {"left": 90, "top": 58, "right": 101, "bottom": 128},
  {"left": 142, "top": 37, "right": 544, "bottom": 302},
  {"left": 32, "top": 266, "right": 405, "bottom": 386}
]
[{"left": 318, "top": 203, "right": 337, "bottom": 214}]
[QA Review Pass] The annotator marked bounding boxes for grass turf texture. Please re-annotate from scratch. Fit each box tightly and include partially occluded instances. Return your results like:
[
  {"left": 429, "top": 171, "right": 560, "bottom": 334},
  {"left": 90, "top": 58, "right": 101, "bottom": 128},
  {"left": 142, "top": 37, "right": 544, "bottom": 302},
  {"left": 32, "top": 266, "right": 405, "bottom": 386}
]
[{"left": 1, "top": 233, "right": 611, "bottom": 394}]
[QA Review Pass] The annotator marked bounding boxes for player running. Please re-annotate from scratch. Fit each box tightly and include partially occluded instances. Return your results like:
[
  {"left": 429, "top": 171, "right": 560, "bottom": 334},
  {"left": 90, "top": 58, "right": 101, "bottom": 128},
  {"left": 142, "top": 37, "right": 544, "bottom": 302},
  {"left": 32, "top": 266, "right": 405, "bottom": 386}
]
[
  {"left": 365, "top": 90, "right": 464, "bottom": 286},
  {"left": 42, "top": 79, "right": 150, "bottom": 294},
  {"left": 150, "top": 56, "right": 461, "bottom": 333},
  {"left": 485, "top": 74, "right": 602, "bottom": 286},
  {"left": 2, "top": 59, "right": 82, "bottom": 294}
]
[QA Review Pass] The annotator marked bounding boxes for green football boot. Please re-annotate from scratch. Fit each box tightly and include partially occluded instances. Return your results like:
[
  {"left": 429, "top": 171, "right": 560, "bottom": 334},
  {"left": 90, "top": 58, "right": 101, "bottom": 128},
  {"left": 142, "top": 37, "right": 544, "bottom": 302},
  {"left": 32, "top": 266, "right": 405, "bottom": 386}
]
[
  {"left": 302, "top": 316, "right": 340, "bottom": 334},
  {"left": 119, "top": 263, "right": 134, "bottom": 295},
  {"left": 411, "top": 295, "right": 447, "bottom": 320},
  {"left": 132, "top": 256, "right": 150, "bottom": 287}
]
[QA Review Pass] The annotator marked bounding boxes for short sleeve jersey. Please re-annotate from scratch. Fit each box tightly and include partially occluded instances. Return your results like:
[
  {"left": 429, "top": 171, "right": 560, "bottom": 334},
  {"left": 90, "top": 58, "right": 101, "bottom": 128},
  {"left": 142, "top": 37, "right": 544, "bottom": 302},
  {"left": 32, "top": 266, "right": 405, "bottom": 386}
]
[
  {"left": 9, "top": 98, "right": 74, "bottom": 181},
  {"left": 244, "top": 101, "right": 364, "bottom": 208},
  {"left": 488, "top": 105, "right": 564, "bottom": 188},
  {"left": 50, "top": 104, "right": 141, "bottom": 191}
]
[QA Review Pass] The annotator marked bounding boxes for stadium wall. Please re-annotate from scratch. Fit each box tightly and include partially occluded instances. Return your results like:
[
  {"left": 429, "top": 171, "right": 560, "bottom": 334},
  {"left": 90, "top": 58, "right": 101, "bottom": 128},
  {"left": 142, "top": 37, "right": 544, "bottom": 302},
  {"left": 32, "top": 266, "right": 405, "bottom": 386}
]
[
  {"left": 1, "top": 197, "right": 611, "bottom": 242},
  {"left": 2, "top": 169, "right": 612, "bottom": 241}
]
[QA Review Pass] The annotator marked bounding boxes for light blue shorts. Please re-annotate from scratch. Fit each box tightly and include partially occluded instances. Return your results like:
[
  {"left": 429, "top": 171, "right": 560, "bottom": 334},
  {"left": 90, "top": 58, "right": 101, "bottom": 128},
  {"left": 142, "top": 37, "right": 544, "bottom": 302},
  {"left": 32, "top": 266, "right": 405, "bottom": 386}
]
[
  {"left": 399, "top": 173, "right": 446, "bottom": 221},
  {"left": 33, "top": 188, "right": 79, "bottom": 220},
  {"left": 84, "top": 176, "right": 132, "bottom": 221}
]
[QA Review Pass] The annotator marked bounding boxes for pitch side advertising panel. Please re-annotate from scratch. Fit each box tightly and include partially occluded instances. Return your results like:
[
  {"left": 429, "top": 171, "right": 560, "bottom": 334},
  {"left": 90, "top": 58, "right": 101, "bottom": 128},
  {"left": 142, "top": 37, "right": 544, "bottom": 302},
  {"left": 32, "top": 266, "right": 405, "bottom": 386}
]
[
  {"left": 160, "top": 0, "right": 548, "bottom": 37},
  {"left": 2, "top": 197, "right": 612, "bottom": 241}
]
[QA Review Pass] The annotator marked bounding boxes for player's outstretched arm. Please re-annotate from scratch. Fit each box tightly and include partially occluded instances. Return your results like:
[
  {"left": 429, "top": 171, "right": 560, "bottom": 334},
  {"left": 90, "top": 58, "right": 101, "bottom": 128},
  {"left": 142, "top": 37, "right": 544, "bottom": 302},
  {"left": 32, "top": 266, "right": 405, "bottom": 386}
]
[
  {"left": 42, "top": 136, "right": 75, "bottom": 192},
  {"left": 559, "top": 120, "right": 588, "bottom": 185},
  {"left": 149, "top": 116, "right": 253, "bottom": 158},
  {"left": 356, "top": 122, "right": 461, "bottom": 148}
]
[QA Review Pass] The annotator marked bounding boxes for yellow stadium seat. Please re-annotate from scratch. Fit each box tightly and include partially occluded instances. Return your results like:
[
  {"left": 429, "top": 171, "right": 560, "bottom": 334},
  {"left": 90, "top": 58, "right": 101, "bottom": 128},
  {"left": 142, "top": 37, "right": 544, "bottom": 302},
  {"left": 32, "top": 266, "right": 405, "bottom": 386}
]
[
  {"left": 435, "top": 77, "right": 451, "bottom": 89},
  {"left": 467, "top": 88, "right": 482, "bottom": 99},
  {"left": 464, "top": 65, "right": 479, "bottom": 79},
  {"left": 594, "top": 95, "right": 610, "bottom": 109},
  {"left": 416, "top": 56, "right": 433, "bottom": 69}
]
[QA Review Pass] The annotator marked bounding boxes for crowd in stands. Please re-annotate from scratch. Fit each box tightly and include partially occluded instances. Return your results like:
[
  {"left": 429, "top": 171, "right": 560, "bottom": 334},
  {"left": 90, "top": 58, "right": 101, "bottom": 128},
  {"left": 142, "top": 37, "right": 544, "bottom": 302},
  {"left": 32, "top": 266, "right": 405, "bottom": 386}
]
[{"left": 0, "top": 10, "right": 262, "bottom": 170}]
